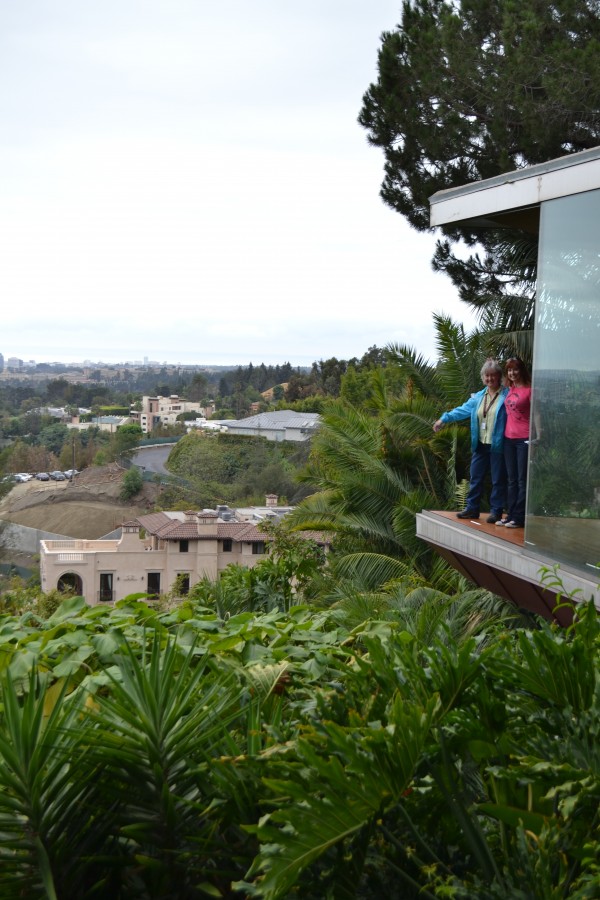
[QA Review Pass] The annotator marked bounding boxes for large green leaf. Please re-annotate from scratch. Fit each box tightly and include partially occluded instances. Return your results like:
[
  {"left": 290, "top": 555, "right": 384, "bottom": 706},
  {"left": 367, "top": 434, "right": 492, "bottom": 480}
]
[{"left": 238, "top": 695, "right": 439, "bottom": 898}]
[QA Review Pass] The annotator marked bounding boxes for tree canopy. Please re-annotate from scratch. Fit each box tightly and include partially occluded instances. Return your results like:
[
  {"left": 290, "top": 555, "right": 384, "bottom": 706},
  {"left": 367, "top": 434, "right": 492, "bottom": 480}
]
[
  {"left": 359, "top": 0, "right": 600, "bottom": 345},
  {"left": 360, "top": 0, "right": 600, "bottom": 230}
]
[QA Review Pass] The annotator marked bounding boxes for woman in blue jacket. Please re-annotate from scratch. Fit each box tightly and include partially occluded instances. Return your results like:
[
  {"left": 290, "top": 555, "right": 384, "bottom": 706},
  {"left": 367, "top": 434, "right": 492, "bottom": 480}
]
[{"left": 433, "top": 359, "right": 508, "bottom": 524}]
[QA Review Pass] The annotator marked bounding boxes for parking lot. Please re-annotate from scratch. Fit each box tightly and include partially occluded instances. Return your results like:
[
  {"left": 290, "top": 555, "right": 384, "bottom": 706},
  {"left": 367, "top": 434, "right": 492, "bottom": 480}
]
[{"left": 6, "top": 470, "right": 79, "bottom": 485}]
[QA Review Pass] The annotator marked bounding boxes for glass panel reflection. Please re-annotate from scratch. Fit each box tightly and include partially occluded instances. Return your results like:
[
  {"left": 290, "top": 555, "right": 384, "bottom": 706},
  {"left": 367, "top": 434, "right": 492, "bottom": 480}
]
[{"left": 527, "top": 189, "right": 600, "bottom": 575}]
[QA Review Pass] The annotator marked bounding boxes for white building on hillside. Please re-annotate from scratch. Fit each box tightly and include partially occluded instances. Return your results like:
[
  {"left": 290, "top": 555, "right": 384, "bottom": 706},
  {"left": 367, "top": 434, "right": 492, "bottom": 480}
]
[
  {"left": 130, "top": 395, "right": 207, "bottom": 434},
  {"left": 39, "top": 503, "right": 328, "bottom": 605}
]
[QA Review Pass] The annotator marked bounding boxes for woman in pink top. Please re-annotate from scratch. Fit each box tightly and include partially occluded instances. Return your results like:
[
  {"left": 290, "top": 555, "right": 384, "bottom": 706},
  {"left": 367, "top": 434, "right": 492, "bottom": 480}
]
[{"left": 498, "top": 358, "right": 532, "bottom": 529}]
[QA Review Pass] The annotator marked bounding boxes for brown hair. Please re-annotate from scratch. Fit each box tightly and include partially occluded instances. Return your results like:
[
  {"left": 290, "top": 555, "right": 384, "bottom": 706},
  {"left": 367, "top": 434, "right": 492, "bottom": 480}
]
[{"left": 504, "top": 357, "right": 531, "bottom": 387}]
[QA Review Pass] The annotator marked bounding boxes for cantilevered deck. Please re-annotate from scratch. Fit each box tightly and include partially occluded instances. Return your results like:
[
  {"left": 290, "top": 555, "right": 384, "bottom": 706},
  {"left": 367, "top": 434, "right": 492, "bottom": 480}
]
[{"left": 416, "top": 511, "right": 599, "bottom": 626}]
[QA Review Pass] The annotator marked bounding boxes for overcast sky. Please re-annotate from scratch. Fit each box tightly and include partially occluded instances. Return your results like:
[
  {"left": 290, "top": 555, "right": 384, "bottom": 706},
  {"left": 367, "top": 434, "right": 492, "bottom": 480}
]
[{"left": 0, "top": 0, "right": 475, "bottom": 368}]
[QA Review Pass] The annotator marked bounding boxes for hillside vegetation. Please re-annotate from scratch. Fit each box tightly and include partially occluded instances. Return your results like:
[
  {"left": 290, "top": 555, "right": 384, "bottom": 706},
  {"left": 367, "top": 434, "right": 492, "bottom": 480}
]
[{"left": 164, "top": 431, "right": 312, "bottom": 508}]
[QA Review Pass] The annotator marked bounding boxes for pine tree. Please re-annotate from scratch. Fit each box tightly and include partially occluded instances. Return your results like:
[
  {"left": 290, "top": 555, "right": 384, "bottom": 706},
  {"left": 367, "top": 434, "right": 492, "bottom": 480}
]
[{"left": 359, "top": 0, "right": 600, "bottom": 336}]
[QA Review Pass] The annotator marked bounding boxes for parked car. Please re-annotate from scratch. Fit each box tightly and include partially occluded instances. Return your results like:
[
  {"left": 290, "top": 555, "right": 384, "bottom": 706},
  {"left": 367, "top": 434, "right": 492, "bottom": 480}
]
[
  {"left": 15, "top": 473, "right": 33, "bottom": 482},
  {"left": 63, "top": 469, "right": 80, "bottom": 479},
  {"left": 35, "top": 472, "right": 50, "bottom": 481},
  {"left": 50, "top": 471, "right": 66, "bottom": 481}
]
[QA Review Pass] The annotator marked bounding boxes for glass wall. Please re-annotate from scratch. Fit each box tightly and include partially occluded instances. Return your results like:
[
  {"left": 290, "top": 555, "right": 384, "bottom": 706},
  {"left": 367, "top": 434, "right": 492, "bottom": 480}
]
[{"left": 526, "top": 188, "right": 600, "bottom": 576}]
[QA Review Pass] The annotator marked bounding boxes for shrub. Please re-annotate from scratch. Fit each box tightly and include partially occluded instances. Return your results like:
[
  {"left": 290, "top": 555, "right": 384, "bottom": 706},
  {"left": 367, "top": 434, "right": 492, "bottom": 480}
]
[{"left": 120, "top": 467, "right": 143, "bottom": 500}]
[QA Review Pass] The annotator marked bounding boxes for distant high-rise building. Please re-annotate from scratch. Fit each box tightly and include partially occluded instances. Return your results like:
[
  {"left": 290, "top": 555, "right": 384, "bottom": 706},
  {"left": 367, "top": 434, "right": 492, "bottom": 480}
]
[{"left": 0, "top": 353, "right": 4, "bottom": 373}]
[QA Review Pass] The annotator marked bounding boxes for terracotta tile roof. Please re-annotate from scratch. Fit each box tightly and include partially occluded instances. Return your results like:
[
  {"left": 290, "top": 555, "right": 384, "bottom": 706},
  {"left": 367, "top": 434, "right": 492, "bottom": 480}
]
[
  {"left": 136, "top": 512, "right": 174, "bottom": 534},
  {"left": 294, "top": 529, "right": 332, "bottom": 546},
  {"left": 160, "top": 521, "right": 212, "bottom": 539},
  {"left": 218, "top": 523, "right": 269, "bottom": 542},
  {"left": 130, "top": 511, "right": 328, "bottom": 545}
]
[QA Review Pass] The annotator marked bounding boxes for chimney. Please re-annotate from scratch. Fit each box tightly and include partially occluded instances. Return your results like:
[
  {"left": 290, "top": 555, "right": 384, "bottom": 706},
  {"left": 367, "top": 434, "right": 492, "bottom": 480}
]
[{"left": 196, "top": 510, "right": 218, "bottom": 536}]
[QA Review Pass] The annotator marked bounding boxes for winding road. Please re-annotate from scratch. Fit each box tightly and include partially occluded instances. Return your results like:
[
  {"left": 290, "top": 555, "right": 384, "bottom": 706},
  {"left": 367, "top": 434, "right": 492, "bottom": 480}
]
[{"left": 130, "top": 444, "right": 174, "bottom": 476}]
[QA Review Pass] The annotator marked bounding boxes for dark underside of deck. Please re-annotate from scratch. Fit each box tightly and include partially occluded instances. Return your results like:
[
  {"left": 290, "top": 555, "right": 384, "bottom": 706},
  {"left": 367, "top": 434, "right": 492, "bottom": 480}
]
[{"left": 416, "top": 511, "right": 600, "bottom": 626}]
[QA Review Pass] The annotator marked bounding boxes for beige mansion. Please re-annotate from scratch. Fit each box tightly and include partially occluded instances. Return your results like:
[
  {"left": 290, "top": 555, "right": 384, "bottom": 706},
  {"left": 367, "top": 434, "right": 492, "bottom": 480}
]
[{"left": 39, "top": 504, "right": 303, "bottom": 605}]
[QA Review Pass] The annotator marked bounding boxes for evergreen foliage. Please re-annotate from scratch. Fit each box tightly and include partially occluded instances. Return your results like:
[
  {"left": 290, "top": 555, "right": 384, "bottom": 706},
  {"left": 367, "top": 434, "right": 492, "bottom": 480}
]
[
  {"left": 360, "top": 0, "right": 600, "bottom": 230},
  {"left": 359, "top": 0, "right": 600, "bottom": 351}
]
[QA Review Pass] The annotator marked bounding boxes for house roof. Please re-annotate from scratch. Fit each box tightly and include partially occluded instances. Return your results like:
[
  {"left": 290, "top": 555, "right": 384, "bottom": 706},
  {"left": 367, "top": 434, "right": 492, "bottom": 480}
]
[
  {"left": 134, "top": 511, "right": 268, "bottom": 543},
  {"left": 219, "top": 410, "right": 320, "bottom": 432},
  {"left": 135, "top": 512, "right": 178, "bottom": 533},
  {"left": 218, "top": 522, "right": 269, "bottom": 542},
  {"left": 128, "top": 509, "right": 330, "bottom": 546},
  {"left": 159, "top": 521, "right": 205, "bottom": 539},
  {"left": 293, "top": 529, "right": 332, "bottom": 545}
]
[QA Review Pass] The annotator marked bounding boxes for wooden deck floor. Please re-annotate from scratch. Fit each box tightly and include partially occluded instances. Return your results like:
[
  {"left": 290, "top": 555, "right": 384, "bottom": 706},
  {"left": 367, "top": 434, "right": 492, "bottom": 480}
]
[{"left": 433, "top": 510, "right": 525, "bottom": 547}]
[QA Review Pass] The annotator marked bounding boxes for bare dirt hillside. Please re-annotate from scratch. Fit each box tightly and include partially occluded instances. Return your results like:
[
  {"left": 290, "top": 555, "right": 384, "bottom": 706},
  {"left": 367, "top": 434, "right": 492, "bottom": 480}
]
[{"left": 0, "top": 465, "right": 161, "bottom": 540}]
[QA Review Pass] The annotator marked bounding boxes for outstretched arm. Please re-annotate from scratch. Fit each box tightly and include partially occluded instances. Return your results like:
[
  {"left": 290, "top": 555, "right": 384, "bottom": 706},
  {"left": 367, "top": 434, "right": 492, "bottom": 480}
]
[{"left": 433, "top": 394, "right": 478, "bottom": 432}]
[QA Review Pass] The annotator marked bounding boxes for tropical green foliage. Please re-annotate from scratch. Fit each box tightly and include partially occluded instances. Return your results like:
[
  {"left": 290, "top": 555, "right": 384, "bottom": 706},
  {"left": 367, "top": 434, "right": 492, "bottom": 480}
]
[
  {"left": 188, "top": 529, "right": 324, "bottom": 618},
  {"left": 0, "top": 587, "right": 597, "bottom": 898},
  {"left": 0, "top": 595, "right": 351, "bottom": 897},
  {"left": 288, "top": 317, "right": 500, "bottom": 591},
  {"left": 239, "top": 598, "right": 600, "bottom": 899}
]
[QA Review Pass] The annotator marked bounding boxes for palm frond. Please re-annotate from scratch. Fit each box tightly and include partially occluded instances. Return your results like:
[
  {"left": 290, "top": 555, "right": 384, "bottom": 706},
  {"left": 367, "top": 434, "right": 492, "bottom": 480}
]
[
  {"left": 0, "top": 672, "right": 106, "bottom": 898},
  {"left": 86, "top": 633, "right": 245, "bottom": 894},
  {"left": 333, "top": 552, "right": 415, "bottom": 589},
  {"left": 385, "top": 343, "right": 441, "bottom": 397},
  {"left": 432, "top": 314, "right": 490, "bottom": 403}
]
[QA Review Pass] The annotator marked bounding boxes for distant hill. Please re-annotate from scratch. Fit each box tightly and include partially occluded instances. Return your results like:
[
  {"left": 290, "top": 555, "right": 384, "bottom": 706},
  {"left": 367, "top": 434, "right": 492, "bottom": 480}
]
[{"left": 261, "top": 383, "right": 289, "bottom": 400}]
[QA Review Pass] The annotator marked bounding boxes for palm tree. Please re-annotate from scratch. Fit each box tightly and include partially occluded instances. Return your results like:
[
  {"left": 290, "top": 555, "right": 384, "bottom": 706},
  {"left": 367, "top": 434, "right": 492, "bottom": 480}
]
[{"left": 289, "top": 318, "right": 501, "bottom": 592}]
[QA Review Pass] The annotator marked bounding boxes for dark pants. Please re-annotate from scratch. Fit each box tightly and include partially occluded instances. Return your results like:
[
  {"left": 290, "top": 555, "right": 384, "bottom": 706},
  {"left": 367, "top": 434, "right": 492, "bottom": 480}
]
[
  {"left": 504, "top": 437, "right": 529, "bottom": 525},
  {"left": 465, "top": 442, "right": 506, "bottom": 516}
]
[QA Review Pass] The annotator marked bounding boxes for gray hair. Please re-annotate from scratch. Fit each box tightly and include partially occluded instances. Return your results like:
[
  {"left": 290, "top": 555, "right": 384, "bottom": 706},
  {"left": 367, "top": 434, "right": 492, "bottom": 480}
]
[{"left": 480, "top": 358, "right": 502, "bottom": 381}]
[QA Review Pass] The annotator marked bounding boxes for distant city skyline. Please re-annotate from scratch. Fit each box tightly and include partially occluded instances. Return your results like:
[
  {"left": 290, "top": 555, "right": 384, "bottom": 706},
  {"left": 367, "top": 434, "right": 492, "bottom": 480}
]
[{"left": 0, "top": 352, "right": 305, "bottom": 371}]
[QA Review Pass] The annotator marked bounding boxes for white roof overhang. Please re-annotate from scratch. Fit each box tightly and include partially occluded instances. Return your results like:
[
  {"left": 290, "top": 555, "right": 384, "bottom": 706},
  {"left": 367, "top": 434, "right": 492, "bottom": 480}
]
[{"left": 429, "top": 146, "right": 600, "bottom": 229}]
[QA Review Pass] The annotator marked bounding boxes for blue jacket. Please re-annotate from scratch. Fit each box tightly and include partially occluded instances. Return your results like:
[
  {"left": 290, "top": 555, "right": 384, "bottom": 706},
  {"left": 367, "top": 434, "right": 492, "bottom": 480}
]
[{"left": 440, "top": 387, "right": 508, "bottom": 454}]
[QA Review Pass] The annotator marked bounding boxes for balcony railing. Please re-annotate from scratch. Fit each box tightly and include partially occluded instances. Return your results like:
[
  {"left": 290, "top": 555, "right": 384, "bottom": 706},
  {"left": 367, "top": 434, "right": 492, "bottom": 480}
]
[{"left": 44, "top": 539, "right": 120, "bottom": 553}]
